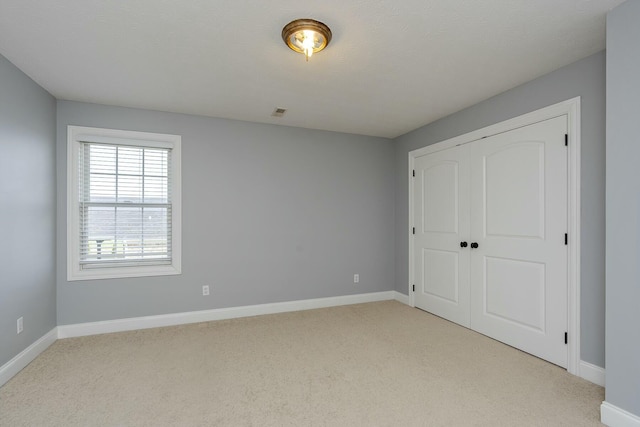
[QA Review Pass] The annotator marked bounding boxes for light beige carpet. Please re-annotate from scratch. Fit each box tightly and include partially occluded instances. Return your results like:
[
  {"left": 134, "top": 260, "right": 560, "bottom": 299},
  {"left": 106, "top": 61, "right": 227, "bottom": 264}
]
[{"left": 0, "top": 301, "right": 603, "bottom": 426}]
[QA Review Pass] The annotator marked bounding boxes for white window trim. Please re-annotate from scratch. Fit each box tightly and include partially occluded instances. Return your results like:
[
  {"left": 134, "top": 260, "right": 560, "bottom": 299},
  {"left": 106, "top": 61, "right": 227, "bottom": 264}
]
[{"left": 67, "top": 125, "right": 182, "bottom": 281}]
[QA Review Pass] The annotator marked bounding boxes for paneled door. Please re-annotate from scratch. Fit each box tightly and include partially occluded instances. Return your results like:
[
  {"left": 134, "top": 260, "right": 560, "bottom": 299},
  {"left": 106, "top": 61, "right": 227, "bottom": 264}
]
[
  {"left": 469, "top": 116, "right": 568, "bottom": 367},
  {"left": 413, "top": 145, "right": 470, "bottom": 327},
  {"left": 412, "top": 115, "right": 568, "bottom": 367}
]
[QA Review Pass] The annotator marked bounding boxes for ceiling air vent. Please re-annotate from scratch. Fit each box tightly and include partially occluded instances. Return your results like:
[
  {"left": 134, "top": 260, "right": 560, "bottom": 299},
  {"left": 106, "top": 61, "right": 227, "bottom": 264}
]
[{"left": 272, "top": 107, "right": 287, "bottom": 118}]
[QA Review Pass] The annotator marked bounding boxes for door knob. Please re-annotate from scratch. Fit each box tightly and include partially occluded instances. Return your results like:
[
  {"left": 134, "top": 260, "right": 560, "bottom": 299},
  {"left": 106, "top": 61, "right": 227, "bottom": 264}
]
[
  {"left": 470, "top": 242, "right": 479, "bottom": 249},
  {"left": 460, "top": 241, "right": 468, "bottom": 248}
]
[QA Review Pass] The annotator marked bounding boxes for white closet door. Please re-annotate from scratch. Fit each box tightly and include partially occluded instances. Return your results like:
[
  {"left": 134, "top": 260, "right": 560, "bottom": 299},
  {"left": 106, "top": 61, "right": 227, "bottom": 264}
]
[
  {"left": 413, "top": 146, "right": 470, "bottom": 327},
  {"left": 469, "top": 116, "right": 568, "bottom": 367}
]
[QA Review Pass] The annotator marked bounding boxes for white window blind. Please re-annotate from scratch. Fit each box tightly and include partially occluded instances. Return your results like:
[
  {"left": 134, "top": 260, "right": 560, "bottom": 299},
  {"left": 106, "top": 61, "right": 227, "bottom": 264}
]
[{"left": 78, "top": 142, "right": 172, "bottom": 269}]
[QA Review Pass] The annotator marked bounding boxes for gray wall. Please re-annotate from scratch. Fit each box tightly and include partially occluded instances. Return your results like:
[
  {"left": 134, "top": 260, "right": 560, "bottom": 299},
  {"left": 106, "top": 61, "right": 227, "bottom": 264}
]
[
  {"left": 605, "top": 1, "right": 640, "bottom": 417},
  {"left": 56, "top": 101, "right": 395, "bottom": 324},
  {"left": 0, "top": 54, "right": 57, "bottom": 366},
  {"left": 392, "top": 52, "right": 606, "bottom": 368},
  {"left": 2, "top": 45, "right": 610, "bottom": 380}
]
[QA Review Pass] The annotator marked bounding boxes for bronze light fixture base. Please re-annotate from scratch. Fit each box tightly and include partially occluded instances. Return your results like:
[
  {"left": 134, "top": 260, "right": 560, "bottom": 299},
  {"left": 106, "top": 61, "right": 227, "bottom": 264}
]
[{"left": 282, "top": 19, "right": 332, "bottom": 61}]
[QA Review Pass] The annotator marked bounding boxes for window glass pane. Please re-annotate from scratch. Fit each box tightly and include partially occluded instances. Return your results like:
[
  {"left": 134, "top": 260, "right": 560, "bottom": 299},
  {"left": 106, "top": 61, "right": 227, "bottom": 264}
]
[
  {"left": 89, "top": 145, "right": 116, "bottom": 174},
  {"left": 117, "top": 146, "right": 143, "bottom": 176},
  {"left": 116, "top": 206, "right": 143, "bottom": 258},
  {"left": 82, "top": 206, "right": 171, "bottom": 261},
  {"left": 84, "top": 206, "right": 120, "bottom": 261},
  {"left": 144, "top": 177, "right": 168, "bottom": 202},
  {"left": 143, "top": 207, "right": 169, "bottom": 258},
  {"left": 86, "top": 206, "right": 115, "bottom": 240},
  {"left": 117, "top": 175, "right": 143, "bottom": 203},
  {"left": 89, "top": 174, "right": 116, "bottom": 202},
  {"left": 144, "top": 149, "right": 168, "bottom": 177}
]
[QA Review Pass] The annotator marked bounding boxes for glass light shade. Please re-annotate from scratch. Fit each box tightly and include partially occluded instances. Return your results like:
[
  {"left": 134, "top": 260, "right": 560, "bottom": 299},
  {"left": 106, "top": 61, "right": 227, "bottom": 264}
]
[{"left": 282, "top": 19, "right": 332, "bottom": 61}]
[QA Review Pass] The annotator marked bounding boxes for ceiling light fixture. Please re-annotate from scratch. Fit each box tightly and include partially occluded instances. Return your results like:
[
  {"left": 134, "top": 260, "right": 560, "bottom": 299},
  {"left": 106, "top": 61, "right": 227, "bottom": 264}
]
[{"left": 282, "top": 19, "right": 332, "bottom": 62}]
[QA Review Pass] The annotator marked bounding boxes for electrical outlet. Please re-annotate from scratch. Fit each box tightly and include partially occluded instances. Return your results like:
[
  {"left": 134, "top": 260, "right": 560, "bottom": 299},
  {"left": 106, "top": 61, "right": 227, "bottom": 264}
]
[
  {"left": 17, "top": 317, "right": 23, "bottom": 334},
  {"left": 354, "top": 274, "right": 360, "bottom": 284},
  {"left": 202, "top": 285, "right": 210, "bottom": 296}
]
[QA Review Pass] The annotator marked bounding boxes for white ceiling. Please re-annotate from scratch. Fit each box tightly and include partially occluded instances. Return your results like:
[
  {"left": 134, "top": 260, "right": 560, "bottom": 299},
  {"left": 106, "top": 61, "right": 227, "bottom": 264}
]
[{"left": 0, "top": 0, "right": 624, "bottom": 138}]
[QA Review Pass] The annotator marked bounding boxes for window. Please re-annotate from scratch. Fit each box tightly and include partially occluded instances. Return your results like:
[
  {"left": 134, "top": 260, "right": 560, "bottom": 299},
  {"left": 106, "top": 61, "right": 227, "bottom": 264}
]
[{"left": 67, "top": 126, "right": 181, "bottom": 280}]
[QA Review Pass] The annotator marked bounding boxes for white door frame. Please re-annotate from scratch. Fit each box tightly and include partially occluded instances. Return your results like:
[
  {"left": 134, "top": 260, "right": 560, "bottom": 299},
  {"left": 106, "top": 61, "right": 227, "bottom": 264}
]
[{"left": 408, "top": 97, "right": 581, "bottom": 376}]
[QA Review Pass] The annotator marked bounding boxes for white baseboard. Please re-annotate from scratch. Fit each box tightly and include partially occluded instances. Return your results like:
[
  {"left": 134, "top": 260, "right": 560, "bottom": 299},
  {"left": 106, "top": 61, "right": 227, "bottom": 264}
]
[
  {"left": 601, "top": 402, "right": 640, "bottom": 427},
  {"left": 58, "top": 291, "right": 396, "bottom": 338},
  {"left": 0, "top": 328, "right": 58, "bottom": 388},
  {"left": 579, "top": 360, "right": 605, "bottom": 386},
  {"left": 393, "top": 291, "right": 411, "bottom": 305}
]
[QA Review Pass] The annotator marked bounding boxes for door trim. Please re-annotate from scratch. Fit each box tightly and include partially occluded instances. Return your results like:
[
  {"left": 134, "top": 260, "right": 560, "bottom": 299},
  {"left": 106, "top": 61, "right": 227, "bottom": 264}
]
[{"left": 408, "top": 97, "right": 581, "bottom": 376}]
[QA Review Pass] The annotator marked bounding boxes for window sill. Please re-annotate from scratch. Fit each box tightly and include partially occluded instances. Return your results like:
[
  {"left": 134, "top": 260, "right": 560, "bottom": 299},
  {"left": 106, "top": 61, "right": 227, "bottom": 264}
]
[{"left": 67, "top": 264, "right": 181, "bottom": 281}]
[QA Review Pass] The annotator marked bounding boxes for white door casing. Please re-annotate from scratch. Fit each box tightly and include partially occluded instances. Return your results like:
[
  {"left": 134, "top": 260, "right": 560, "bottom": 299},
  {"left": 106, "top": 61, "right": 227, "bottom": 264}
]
[{"left": 408, "top": 98, "right": 581, "bottom": 375}]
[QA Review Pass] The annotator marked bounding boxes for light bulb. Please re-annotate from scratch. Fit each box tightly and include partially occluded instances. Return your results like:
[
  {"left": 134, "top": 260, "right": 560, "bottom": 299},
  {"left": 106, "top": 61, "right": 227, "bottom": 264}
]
[{"left": 302, "top": 30, "right": 315, "bottom": 61}]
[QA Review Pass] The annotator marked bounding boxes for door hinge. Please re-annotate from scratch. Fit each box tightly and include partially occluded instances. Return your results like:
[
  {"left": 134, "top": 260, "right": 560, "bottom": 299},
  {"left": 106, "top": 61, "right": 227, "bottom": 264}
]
[
  {"left": 412, "top": 169, "right": 415, "bottom": 177},
  {"left": 564, "top": 332, "right": 568, "bottom": 344},
  {"left": 412, "top": 284, "right": 415, "bottom": 292},
  {"left": 412, "top": 227, "right": 415, "bottom": 235},
  {"left": 565, "top": 233, "right": 568, "bottom": 245},
  {"left": 565, "top": 134, "right": 568, "bottom": 147}
]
